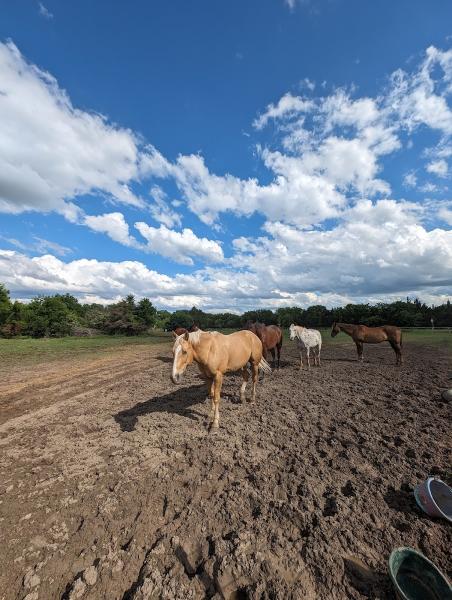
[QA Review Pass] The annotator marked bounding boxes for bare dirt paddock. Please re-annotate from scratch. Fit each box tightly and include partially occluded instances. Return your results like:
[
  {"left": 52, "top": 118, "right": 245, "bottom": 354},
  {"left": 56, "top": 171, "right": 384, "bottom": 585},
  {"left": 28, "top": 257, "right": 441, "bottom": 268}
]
[{"left": 1, "top": 340, "right": 451, "bottom": 600}]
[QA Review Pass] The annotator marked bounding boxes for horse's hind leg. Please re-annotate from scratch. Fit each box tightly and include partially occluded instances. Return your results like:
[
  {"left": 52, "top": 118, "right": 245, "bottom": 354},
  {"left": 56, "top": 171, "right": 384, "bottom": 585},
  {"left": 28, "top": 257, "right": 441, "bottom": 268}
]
[
  {"left": 307, "top": 348, "right": 311, "bottom": 368},
  {"left": 270, "top": 347, "right": 276, "bottom": 369},
  {"left": 251, "top": 362, "right": 259, "bottom": 403},
  {"left": 389, "top": 341, "right": 402, "bottom": 365},
  {"left": 277, "top": 342, "right": 281, "bottom": 370},
  {"left": 240, "top": 367, "right": 249, "bottom": 403}
]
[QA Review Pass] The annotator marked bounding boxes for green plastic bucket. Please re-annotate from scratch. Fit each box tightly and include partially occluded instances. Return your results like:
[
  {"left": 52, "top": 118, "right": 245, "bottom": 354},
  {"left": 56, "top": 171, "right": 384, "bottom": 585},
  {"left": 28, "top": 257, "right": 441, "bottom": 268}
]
[{"left": 388, "top": 547, "right": 452, "bottom": 600}]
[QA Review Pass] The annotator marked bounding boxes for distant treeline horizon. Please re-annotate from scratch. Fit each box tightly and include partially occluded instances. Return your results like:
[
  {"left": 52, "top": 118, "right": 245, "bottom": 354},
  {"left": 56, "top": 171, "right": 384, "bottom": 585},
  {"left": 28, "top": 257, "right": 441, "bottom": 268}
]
[{"left": 0, "top": 283, "right": 451, "bottom": 338}]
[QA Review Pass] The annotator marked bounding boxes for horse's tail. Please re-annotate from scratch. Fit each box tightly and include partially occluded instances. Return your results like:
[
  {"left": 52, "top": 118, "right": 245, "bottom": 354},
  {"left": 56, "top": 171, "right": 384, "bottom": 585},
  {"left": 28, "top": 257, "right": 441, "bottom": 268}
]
[
  {"left": 400, "top": 330, "right": 403, "bottom": 347},
  {"left": 258, "top": 357, "right": 272, "bottom": 375}
]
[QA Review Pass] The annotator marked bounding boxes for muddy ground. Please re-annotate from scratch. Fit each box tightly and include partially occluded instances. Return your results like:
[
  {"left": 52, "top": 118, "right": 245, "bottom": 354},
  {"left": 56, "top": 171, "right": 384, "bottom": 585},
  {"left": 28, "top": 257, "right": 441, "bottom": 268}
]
[{"left": 0, "top": 339, "right": 451, "bottom": 600}]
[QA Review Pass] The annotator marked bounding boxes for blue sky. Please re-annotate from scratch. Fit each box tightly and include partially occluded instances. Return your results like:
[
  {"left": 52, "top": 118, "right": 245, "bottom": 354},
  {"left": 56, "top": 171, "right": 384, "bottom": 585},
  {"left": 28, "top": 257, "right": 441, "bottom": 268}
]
[{"left": 0, "top": 0, "right": 452, "bottom": 310}]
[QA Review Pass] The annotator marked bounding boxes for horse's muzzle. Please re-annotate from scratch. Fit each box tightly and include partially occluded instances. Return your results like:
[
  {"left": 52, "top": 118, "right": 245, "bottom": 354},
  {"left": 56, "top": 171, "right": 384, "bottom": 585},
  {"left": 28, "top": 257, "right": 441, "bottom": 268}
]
[{"left": 171, "top": 373, "right": 181, "bottom": 384}]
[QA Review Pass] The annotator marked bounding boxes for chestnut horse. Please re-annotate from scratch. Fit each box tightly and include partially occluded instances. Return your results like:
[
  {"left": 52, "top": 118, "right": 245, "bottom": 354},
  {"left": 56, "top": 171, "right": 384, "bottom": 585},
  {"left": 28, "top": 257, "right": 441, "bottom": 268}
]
[
  {"left": 171, "top": 330, "right": 271, "bottom": 430},
  {"left": 244, "top": 321, "right": 283, "bottom": 369},
  {"left": 331, "top": 322, "right": 403, "bottom": 365}
]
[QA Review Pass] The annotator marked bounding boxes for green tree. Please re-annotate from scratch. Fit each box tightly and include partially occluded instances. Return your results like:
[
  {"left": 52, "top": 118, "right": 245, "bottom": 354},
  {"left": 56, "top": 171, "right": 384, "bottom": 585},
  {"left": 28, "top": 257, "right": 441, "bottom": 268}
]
[
  {"left": 135, "top": 298, "right": 157, "bottom": 327},
  {"left": 0, "top": 283, "right": 12, "bottom": 326},
  {"left": 25, "top": 296, "right": 74, "bottom": 337},
  {"left": 102, "top": 297, "right": 146, "bottom": 335}
]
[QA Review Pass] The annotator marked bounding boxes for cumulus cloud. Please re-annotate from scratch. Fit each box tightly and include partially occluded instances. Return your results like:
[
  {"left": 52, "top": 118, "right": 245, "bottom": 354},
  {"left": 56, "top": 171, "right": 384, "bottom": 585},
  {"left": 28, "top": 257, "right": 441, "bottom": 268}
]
[
  {"left": 84, "top": 212, "right": 139, "bottom": 248},
  {"left": 0, "top": 41, "right": 144, "bottom": 218},
  {"left": 2, "top": 207, "right": 451, "bottom": 310},
  {"left": 231, "top": 199, "right": 452, "bottom": 298},
  {"left": 135, "top": 223, "right": 224, "bottom": 265},
  {"left": 426, "top": 159, "right": 448, "bottom": 178}
]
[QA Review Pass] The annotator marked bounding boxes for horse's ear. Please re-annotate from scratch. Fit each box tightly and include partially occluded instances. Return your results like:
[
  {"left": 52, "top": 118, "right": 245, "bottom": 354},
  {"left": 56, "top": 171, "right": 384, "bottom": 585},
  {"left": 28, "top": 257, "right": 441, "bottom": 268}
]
[
  {"left": 184, "top": 331, "right": 190, "bottom": 341},
  {"left": 172, "top": 331, "right": 177, "bottom": 339}
]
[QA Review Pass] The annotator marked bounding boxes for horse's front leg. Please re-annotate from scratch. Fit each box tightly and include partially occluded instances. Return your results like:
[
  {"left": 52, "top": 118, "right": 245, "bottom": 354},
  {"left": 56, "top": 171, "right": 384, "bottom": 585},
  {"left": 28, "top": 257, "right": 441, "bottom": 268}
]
[
  {"left": 307, "top": 348, "right": 311, "bottom": 368},
  {"left": 299, "top": 346, "right": 303, "bottom": 369},
  {"left": 355, "top": 341, "right": 364, "bottom": 362},
  {"left": 210, "top": 372, "right": 223, "bottom": 431}
]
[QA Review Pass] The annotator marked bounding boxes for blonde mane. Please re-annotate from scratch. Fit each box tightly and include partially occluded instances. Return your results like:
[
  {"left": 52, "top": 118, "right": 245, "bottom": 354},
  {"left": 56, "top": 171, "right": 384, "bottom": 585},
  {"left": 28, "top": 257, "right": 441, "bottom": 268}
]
[{"left": 188, "top": 329, "right": 203, "bottom": 344}]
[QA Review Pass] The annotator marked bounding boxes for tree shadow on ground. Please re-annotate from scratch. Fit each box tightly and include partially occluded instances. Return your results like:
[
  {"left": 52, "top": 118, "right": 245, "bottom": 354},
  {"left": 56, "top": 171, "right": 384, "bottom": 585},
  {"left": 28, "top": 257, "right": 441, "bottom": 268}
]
[{"left": 114, "top": 384, "right": 208, "bottom": 432}]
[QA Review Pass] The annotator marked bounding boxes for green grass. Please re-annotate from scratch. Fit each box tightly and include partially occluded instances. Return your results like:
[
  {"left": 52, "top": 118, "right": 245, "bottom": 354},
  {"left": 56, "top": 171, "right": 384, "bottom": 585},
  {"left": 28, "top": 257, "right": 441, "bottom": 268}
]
[
  {"left": 0, "top": 332, "right": 171, "bottom": 366},
  {"left": 401, "top": 328, "right": 452, "bottom": 348},
  {"left": 219, "top": 327, "right": 452, "bottom": 348},
  {"left": 1, "top": 327, "right": 449, "bottom": 368}
]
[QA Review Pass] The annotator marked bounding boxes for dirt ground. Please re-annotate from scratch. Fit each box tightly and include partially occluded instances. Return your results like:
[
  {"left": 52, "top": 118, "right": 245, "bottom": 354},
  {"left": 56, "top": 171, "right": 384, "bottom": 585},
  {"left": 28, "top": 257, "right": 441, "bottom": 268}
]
[{"left": 0, "top": 339, "right": 451, "bottom": 600}]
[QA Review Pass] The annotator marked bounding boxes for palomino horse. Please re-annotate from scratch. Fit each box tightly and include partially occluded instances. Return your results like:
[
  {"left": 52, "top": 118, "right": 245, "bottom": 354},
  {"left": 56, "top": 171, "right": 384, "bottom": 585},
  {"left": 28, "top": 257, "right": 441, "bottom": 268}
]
[
  {"left": 331, "top": 322, "right": 403, "bottom": 365},
  {"left": 289, "top": 324, "right": 322, "bottom": 368},
  {"left": 244, "top": 321, "right": 283, "bottom": 369},
  {"left": 171, "top": 330, "right": 271, "bottom": 430}
]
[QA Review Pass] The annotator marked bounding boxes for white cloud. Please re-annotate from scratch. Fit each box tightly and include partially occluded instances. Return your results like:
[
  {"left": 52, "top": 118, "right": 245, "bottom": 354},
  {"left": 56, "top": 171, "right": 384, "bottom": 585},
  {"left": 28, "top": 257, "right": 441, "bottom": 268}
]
[
  {"left": 438, "top": 207, "right": 452, "bottom": 225},
  {"left": 403, "top": 171, "right": 417, "bottom": 187},
  {"left": 426, "top": 159, "right": 448, "bottom": 178},
  {"left": 230, "top": 199, "right": 452, "bottom": 299},
  {"left": 135, "top": 223, "right": 224, "bottom": 265},
  {"left": 0, "top": 41, "right": 144, "bottom": 218},
  {"left": 419, "top": 182, "right": 440, "bottom": 193},
  {"left": 149, "top": 185, "right": 182, "bottom": 228},
  {"left": 388, "top": 46, "right": 452, "bottom": 135},
  {"left": 0, "top": 235, "right": 72, "bottom": 257},
  {"left": 253, "top": 93, "right": 314, "bottom": 130},
  {"left": 38, "top": 2, "right": 53, "bottom": 19},
  {"left": 84, "top": 212, "right": 139, "bottom": 248},
  {"left": 2, "top": 213, "right": 451, "bottom": 309}
]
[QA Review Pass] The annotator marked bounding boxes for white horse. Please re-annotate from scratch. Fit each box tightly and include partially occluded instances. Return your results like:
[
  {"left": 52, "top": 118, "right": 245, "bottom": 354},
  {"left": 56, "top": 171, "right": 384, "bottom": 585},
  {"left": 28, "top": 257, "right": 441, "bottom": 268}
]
[{"left": 289, "top": 324, "right": 322, "bottom": 368}]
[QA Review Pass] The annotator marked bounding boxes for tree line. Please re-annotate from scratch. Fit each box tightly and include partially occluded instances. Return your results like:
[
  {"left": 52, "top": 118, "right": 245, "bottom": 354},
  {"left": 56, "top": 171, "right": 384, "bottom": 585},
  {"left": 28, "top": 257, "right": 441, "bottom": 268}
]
[{"left": 0, "top": 283, "right": 451, "bottom": 338}]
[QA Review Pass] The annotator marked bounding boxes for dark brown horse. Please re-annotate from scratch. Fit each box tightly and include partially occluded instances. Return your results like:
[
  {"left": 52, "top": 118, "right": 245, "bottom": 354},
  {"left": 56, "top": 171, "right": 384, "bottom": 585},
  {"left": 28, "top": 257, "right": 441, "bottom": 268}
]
[
  {"left": 172, "top": 324, "right": 199, "bottom": 337},
  {"left": 331, "top": 322, "right": 403, "bottom": 365},
  {"left": 244, "top": 321, "right": 283, "bottom": 369}
]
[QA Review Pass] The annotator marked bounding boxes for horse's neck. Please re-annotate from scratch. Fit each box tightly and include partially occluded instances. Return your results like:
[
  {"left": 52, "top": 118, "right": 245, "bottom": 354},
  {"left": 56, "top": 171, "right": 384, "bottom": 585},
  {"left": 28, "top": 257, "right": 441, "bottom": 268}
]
[
  {"left": 190, "top": 332, "right": 211, "bottom": 365},
  {"left": 338, "top": 323, "right": 356, "bottom": 336},
  {"left": 294, "top": 327, "right": 305, "bottom": 339}
]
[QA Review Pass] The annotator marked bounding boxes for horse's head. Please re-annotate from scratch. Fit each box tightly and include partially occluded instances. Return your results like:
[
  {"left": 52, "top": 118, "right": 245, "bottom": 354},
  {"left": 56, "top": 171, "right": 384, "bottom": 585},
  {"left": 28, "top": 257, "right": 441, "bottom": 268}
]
[
  {"left": 171, "top": 332, "right": 194, "bottom": 384},
  {"left": 289, "top": 324, "right": 296, "bottom": 340},
  {"left": 331, "top": 322, "right": 340, "bottom": 337}
]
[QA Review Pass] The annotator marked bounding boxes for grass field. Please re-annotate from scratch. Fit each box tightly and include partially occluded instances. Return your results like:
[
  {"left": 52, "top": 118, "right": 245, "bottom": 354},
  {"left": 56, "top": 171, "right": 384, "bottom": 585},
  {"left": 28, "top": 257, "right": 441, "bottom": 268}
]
[
  {"left": 0, "top": 331, "right": 172, "bottom": 367},
  {"left": 0, "top": 327, "right": 450, "bottom": 367}
]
